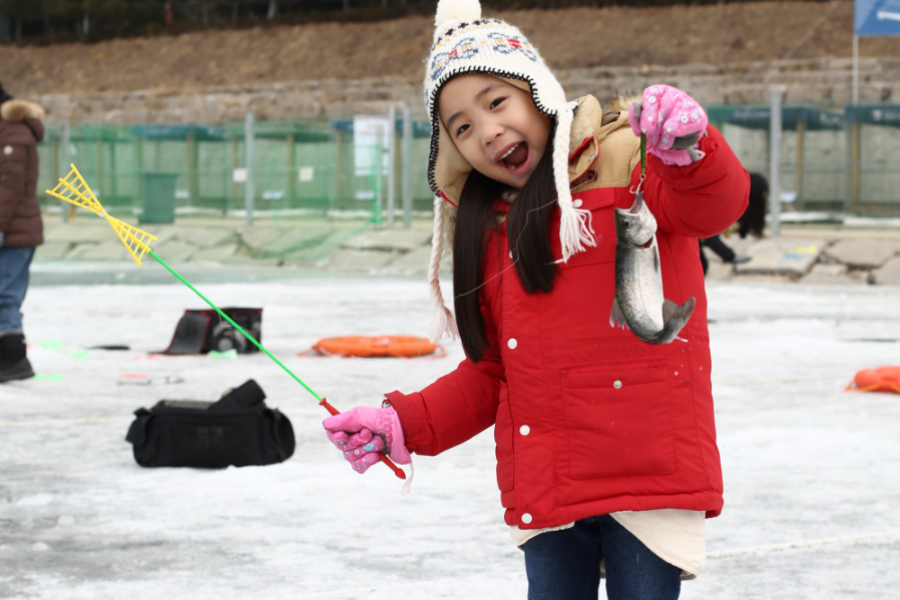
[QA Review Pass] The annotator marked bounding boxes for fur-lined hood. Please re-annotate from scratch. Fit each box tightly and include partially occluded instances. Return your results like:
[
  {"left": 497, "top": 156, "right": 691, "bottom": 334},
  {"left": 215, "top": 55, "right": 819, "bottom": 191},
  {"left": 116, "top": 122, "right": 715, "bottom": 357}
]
[{"left": 1, "top": 99, "right": 45, "bottom": 123}]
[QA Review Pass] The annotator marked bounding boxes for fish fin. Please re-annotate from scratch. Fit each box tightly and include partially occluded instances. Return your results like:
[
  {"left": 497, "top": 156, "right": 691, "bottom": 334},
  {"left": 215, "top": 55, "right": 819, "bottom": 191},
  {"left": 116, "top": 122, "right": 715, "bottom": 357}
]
[
  {"left": 609, "top": 297, "right": 629, "bottom": 330},
  {"left": 662, "top": 297, "right": 696, "bottom": 324}
]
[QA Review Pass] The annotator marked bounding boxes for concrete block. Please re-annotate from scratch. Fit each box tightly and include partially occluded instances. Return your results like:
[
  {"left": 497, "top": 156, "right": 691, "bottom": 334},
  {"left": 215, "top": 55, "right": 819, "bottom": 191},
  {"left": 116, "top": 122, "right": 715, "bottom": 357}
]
[
  {"left": 341, "top": 227, "right": 432, "bottom": 253},
  {"left": 823, "top": 239, "right": 900, "bottom": 269},
  {"left": 324, "top": 249, "right": 400, "bottom": 271},
  {"left": 46, "top": 223, "right": 110, "bottom": 243},
  {"left": 704, "top": 259, "right": 734, "bottom": 281},
  {"left": 387, "top": 245, "right": 433, "bottom": 269},
  {"left": 874, "top": 255, "right": 900, "bottom": 285},
  {"left": 190, "top": 243, "right": 240, "bottom": 262},
  {"left": 240, "top": 227, "right": 285, "bottom": 254},
  {"left": 66, "top": 241, "right": 130, "bottom": 261},
  {"left": 801, "top": 264, "right": 864, "bottom": 285},
  {"left": 177, "top": 227, "right": 237, "bottom": 248},
  {"left": 263, "top": 229, "right": 332, "bottom": 256},
  {"left": 139, "top": 225, "right": 180, "bottom": 246},
  {"left": 735, "top": 238, "right": 826, "bottom": 277},
  {"left": 34, "top": 241, "right": 74, "bottom": 261},
  {"left": 152, "top": 239, "right": 197, "bottom": 261},
  {"left": 280, "top": 229, "right": 359, "bottom": 263}
]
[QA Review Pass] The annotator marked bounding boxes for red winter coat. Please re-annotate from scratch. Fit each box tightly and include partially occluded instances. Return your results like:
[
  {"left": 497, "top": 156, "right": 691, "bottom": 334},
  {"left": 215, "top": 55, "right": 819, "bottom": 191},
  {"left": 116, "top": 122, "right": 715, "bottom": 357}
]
[{"left": 388, "top": 96, "right": 749, "bottom": 530}]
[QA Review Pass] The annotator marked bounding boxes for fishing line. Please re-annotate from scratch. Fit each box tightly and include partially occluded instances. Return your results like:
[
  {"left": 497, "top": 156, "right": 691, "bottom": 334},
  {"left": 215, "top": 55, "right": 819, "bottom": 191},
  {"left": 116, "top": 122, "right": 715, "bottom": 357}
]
[{"left": 425, "top": 196, "right": 560, "bottom": 336}]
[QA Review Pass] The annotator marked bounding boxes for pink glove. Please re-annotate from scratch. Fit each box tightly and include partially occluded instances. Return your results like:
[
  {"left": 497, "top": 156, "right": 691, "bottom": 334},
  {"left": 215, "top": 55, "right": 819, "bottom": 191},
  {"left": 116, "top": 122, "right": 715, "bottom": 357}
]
[
  {"left": 323, "top": 406, "right": 411, "bottom": 474},
  {"left": 627, "top": 84, "right": 708, "bottom": 167}
]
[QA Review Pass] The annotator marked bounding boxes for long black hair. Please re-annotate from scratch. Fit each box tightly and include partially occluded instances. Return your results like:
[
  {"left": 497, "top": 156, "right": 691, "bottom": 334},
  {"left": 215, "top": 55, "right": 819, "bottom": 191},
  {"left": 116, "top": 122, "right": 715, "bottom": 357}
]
[
  {"left": 453, "top": 125, "right": 558, "bottom": 362},
  {"left": 739, "top": 172, "right": 768, "bottom": 238}
]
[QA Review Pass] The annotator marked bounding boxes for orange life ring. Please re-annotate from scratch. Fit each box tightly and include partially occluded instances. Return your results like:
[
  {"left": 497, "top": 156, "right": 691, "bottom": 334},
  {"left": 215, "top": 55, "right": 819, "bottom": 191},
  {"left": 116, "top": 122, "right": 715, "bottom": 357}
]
[
  {"left": 845, "top": 366, "right": 900, "bottom": 394},
  {"left": 303, "top": 335, "right": 444, "bottom": 359}
]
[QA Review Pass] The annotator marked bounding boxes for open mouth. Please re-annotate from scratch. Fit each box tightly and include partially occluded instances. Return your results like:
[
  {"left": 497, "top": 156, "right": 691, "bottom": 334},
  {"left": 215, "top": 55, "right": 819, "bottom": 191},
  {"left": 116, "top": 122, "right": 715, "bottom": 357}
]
[{"left": 498, "top": 143, "right": 530, "bottom": 172}]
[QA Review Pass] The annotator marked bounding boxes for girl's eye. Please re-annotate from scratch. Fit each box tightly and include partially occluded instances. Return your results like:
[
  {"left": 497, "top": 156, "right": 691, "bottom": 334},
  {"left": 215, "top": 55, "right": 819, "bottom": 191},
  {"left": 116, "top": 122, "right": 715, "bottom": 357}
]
[
  {"left": 490, "top": 97, "right": 505, "bottom": 109},
  {"left": 456, "top": 124, "right": 469, "bottom": 137}
]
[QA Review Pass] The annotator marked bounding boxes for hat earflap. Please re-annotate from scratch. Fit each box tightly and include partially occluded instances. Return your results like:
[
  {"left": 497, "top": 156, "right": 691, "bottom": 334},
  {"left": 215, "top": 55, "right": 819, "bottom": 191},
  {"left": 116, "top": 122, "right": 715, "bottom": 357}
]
[
  {"left": 428, "top": 194, "right": 460, "bottom": 342},
  {"left": 553, "top": 101, "right": 596, "bottom": 262}
]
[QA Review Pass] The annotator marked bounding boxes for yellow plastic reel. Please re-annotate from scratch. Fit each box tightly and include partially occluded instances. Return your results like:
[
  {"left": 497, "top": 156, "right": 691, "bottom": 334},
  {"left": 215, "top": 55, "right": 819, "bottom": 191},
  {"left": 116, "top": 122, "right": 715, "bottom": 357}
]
[{"left": 46, "top": 164, "right": 158, "bottom": 266}]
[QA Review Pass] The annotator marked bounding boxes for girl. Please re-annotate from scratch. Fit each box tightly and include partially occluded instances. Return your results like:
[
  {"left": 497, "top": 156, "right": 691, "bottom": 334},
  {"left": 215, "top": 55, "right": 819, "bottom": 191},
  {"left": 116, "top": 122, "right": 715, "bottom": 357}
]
[{"left": 324, "top": 1, "right": 749, "bottom": 598}]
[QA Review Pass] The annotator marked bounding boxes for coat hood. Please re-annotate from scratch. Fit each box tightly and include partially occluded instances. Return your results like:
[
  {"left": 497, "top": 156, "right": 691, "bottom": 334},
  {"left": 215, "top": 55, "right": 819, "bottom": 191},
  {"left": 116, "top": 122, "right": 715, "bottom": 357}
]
[
  {"left": 1, "top": 100, "right": 45, "bottom": 123},
  {"left": 1, "top": 100, "right": 45, "bottom": 143}
]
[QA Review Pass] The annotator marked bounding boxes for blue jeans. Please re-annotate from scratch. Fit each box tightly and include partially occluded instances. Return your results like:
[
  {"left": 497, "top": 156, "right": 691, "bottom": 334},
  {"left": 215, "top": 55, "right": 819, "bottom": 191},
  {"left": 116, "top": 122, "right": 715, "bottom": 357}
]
[
  {"left": 524, "top": 514, "right": 682, "bottom": 600},
  {"left": 0, "top": 246, "right": 35, "bottom": 336}
]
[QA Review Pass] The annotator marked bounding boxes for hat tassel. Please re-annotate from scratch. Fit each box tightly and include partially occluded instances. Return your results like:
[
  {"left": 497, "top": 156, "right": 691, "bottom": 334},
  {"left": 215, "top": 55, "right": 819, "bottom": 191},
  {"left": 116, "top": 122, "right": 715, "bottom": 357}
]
[
  {"left": 553, "top": 102, "right": 596, "bottom": 263},
  {"left": 428, "top": 195, "right": 459, "bottom": 343}
]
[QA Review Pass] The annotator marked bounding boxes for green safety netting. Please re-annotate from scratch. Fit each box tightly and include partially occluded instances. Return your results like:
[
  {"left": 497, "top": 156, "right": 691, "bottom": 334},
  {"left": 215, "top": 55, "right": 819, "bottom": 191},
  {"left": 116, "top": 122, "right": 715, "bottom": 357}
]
[
  {"left": 844, "top": 105, "right": 900, "bottom": 128},
  {"left": 705, "top": 105, "right": 845, "bottom": 130}
]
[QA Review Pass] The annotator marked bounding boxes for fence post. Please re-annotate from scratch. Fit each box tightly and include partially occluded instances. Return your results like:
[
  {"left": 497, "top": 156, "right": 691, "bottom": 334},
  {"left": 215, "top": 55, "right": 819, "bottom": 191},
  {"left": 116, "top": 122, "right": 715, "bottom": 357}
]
[
  {"left": 373, "top": 127, "right": 384, "bottom": 227},
  {"left": 769, "top": 90, "right": 782, "bottom": 237},
  {"left": 402, "top": 104, "right": 412, "bottom": 229},
  {"left": 59, "top": 119, "right": 69, "bottom": 223},
  {"left": 386, "top": 105, "right": 396, "bottom": 229},
  {"left": 244, "top": 110, "right": 255, "bottom": 227}
]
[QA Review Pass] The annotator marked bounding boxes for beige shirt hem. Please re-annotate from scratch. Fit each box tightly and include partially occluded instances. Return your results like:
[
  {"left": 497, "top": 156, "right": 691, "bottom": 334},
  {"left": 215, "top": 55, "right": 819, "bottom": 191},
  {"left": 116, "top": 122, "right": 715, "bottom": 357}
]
[{"left": 509, "top": 509, "right": 706, "bottom": 577}]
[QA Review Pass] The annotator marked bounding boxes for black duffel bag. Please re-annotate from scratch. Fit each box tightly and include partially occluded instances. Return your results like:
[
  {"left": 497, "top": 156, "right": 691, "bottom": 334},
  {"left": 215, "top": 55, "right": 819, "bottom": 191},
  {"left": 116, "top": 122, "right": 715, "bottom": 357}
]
[{"left": 125, "top": 379, "right": 295, "bottom": 468}]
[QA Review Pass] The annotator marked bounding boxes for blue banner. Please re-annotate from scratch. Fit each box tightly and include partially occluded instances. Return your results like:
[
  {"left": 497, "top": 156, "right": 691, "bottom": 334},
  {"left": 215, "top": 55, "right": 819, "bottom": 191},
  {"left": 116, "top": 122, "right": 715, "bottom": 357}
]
[{"left": 855, "top": 0, "right": 900, "bottom": 36}]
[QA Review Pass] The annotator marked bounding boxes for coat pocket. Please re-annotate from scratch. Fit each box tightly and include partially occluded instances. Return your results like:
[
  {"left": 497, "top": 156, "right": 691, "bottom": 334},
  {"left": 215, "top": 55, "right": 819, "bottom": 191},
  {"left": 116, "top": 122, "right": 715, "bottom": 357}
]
[{"left": 561, "top": 359, "right": 675, "bottom": 480}]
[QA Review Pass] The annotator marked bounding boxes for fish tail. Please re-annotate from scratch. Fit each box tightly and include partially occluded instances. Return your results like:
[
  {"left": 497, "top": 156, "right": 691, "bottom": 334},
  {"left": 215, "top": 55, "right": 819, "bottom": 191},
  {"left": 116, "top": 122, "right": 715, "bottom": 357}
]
[{"left": 609, "top": 297, "right": 630, "bottom": 330}]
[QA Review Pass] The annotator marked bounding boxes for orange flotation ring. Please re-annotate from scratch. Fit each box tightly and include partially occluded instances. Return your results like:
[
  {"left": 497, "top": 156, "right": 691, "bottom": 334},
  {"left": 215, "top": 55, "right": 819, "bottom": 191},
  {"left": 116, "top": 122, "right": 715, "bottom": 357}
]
[
  {"left": 845, "top": 366, "right": 900, "bottom": 394},
  {"left": 302, "top": 336, "right": 445, "bottom": 359}
]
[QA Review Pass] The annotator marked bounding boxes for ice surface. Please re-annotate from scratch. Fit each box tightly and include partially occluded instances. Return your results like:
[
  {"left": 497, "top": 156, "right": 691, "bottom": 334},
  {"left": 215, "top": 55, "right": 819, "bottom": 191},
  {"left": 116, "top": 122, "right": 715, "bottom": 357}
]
[{"left": 1, "top": 273, "right": 899, "bottom": 599}]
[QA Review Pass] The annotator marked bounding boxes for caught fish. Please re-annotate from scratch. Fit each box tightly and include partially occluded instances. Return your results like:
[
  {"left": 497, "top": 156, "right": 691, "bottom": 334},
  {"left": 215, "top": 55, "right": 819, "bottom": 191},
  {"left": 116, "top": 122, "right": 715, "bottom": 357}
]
[{"left": 610, "top": 191, "right": 695, "bottom": 344}]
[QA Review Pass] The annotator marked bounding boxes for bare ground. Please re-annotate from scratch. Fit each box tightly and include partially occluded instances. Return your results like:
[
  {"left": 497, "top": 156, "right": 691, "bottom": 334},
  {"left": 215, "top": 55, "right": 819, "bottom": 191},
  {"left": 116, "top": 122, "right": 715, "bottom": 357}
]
[{"left": 1, "top": 2, "right": 899, "bottom": 97}]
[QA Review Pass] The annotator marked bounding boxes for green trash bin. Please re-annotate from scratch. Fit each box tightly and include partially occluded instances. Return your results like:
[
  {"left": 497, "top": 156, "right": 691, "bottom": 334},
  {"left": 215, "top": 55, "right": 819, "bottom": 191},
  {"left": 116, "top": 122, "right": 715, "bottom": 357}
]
[{"left": 140, "top": 172, "right": 178, "bottom": 224}]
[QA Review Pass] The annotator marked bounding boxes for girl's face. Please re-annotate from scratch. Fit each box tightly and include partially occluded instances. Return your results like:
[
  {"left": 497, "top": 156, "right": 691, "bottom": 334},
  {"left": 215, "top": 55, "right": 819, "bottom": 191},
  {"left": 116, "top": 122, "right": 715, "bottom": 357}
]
[{"left": 438, "top": 73, "right": 552, "bottom": 190}]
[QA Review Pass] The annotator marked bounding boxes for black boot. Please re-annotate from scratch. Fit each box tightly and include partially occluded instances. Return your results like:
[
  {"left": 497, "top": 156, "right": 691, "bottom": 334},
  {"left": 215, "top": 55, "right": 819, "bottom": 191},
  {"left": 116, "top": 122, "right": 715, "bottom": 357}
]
[{"left": 0, "top": 333, "right": 35, "bottom": 383}]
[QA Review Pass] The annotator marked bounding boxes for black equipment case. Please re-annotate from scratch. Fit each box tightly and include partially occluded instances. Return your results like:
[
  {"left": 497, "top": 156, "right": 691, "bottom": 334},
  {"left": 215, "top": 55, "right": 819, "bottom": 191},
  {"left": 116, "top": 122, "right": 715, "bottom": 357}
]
[
  {"left": 125, "top": 379, "right": 295, "bottom": 468},
  {"left": 158, "top": 307, "right": 262, "bottom": 355}
]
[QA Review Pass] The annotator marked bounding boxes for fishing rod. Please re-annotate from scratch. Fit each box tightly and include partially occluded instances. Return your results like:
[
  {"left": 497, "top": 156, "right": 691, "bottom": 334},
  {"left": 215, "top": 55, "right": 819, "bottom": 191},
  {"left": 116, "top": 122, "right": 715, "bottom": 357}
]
[{"left": 47, "top": 164, "right": 406, "bottom": 480}]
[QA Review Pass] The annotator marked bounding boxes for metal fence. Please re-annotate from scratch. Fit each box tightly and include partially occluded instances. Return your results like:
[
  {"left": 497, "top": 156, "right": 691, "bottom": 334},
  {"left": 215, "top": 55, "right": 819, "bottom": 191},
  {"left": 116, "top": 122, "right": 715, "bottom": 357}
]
[
  {"left": 37, "top": 102, "right": 900, "bottom": 224},
  {"left": 38, "top": 111, "right": 435, "bottom": 226},
  {"left": 708, "top": 103, "right": 900, "bottom": 216}
]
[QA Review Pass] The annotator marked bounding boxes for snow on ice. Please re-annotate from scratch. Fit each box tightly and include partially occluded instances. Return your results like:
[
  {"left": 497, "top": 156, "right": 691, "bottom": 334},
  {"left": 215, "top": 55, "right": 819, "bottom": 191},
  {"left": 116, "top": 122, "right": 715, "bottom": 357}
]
[{"left": 1, "top": 266, "right": 898, "bottom": 599}]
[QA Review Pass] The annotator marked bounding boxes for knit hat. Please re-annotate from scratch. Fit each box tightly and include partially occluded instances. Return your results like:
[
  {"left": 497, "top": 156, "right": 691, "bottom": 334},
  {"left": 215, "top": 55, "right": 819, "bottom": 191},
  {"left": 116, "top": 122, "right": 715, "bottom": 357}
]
[{"left": 424, "top": 0, "right": 594, "bottom": 342}]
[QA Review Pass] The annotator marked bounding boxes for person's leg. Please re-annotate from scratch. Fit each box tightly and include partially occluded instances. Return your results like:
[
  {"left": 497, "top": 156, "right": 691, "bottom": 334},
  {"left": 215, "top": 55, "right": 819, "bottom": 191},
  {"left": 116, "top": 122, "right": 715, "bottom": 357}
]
[
  {"left": 598, "top": 514, "right": 682, "bottom": 600},
  {"left": 524, "top": 519, "right": 604, "bottom": 600},
  {"left": 0, "top": 247, "right": 35, "bottom": 336},
  {"left": 0, "top": 247, "right": 36, "bottom": 382},
  {"left": 698, "top": 239, "right": 709, "bottom": 275}
]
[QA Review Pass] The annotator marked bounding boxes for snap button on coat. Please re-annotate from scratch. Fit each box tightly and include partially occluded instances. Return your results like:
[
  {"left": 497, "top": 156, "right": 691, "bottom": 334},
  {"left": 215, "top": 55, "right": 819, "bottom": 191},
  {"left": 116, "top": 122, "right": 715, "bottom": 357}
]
[
  {"left": 519, "top": 425, "right": 530, "bottom": 436},
  {"left": 613, "top": 380, "right": 623, "bottom": 389},
  {"left": 508, "top": 338, "right": 518, "bottom": 350},
  {"left": 573, "top": 199, "right": 583, "bottom": 208},
  {"left": 521, "top": 513, "right": 533, "bottom": 524}
]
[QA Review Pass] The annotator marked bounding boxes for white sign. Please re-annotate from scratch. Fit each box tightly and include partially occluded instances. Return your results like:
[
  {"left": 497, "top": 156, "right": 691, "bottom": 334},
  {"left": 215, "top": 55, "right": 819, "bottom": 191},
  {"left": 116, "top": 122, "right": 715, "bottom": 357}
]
[
  {"left": 780, "top": 191, "right": 798, "bottom": 203},
  {"left": 299, "top": 166, "right": 315, "bottom": 182},
  {"left": 232, "top": 168, "right": 247, "bottom": 183},
  {"left": 353, "top": 115, "right": 390, "bottom": 177}
]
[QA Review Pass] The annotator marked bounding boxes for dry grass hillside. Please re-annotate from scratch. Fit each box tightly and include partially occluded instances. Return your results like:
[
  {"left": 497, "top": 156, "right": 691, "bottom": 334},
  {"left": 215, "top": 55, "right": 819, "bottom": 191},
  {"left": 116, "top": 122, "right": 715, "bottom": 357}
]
[{"left": 1, "top": 2, "right": 898, "bottom": 97}]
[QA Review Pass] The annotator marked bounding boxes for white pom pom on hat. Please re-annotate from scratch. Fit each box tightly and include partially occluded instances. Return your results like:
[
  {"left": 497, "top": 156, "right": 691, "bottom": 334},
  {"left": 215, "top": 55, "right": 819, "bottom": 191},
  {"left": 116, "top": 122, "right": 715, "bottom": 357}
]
[{"left": 435, "top": 0, "right": 482, "bottom": 27}]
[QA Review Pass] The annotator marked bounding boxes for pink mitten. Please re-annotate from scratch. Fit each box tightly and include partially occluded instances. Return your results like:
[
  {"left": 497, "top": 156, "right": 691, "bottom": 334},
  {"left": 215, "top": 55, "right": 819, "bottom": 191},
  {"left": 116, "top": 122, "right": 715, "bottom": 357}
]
[
  {"left": 627, "top": 84, "right": 708, "bottom": 167},
  {"left": 323, "top": 406, "right": 411, "bottom": 474}
]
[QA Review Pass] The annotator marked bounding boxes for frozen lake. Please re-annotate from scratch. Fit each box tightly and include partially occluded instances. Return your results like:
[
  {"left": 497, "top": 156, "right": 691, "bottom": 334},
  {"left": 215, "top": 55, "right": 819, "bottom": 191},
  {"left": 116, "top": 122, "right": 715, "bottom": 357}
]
[{"left": 2, "top": 268, "right": 899, "bottom": 599}]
